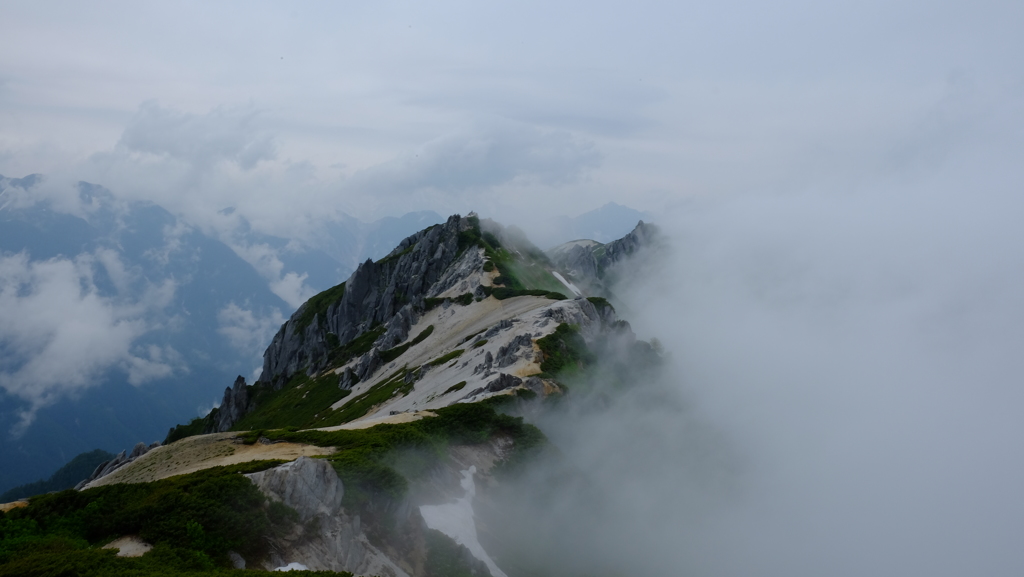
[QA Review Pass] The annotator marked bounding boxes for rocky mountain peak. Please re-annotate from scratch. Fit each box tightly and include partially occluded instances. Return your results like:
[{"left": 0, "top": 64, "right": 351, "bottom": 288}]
[
  {"left": 260, "top": 214, "right": 476, "bottom": 388},
  {"left": 168, "top": 211, "right": 659, "bottom": 442}
]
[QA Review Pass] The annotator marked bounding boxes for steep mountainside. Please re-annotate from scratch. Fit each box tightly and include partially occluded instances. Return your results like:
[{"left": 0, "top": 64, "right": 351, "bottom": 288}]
[
  {"left": 1, "top": 213, "right": 662, "bottom": 577},
  {"left": 179, "top": 213, "right": 648, "bottom": 439}
]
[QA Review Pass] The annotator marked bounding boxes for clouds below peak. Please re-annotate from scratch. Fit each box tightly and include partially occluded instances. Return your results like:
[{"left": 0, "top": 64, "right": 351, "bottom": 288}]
[{"left": 0, "top": 250, "right": 179, "bottom": 436}]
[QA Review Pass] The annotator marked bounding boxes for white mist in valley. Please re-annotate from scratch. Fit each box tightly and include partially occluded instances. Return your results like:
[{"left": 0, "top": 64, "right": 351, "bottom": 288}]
[{"left": 498, "top": 155, "right": 1024, "bottom": 575}]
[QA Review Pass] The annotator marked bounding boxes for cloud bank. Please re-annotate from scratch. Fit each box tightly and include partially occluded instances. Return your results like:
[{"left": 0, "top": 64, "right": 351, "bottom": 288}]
[
  {"left": 0, "top": 250, "right": 178, "bottom": 435},
  {"left": 497, "top": 140, "right": 1024, "bottom": 575}
]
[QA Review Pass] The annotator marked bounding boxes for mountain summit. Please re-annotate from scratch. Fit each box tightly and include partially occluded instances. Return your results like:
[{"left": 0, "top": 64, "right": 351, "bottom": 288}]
[{"left": 161, "top": 213, "right": 658, "bottom": 440}]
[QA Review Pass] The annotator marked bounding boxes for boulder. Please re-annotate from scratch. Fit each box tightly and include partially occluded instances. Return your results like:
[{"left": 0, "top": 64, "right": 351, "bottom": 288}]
[
  {"left": 495, "top": 334, "right": 533, "bottom": 368},
  {"left": 483, "top": 319, "right": 514, "bottom": 339},
  {"left": 485, "top": 373, "right": 523, "bottom": 393}
]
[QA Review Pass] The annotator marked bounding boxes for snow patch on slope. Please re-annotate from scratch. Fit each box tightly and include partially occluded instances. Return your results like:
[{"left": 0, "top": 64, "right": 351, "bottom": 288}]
[
  {"left": 551, "top": 270, "right": 583, "bottom": 297},
  {"left": 420, "top": 466, "right": 508, "bottom": 577}
]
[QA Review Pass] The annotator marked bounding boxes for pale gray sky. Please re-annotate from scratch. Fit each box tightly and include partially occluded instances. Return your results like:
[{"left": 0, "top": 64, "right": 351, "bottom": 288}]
[{"left": 2, "top": 0, "right": 1021, "bottom": 234}]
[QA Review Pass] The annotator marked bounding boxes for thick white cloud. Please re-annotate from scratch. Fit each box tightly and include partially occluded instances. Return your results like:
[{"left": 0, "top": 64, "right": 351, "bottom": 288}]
[
  {"left": 493, "top": 153, "right": 1024, "bottom": 575},
  {"left": 0, "top": 251, "right": 178, "bottom": 435},
  {"left": 550, "top": 156, "right": 1024, "bottom": 575}
]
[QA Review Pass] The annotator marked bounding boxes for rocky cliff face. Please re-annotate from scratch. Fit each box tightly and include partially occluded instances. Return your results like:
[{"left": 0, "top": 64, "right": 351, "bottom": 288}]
[
  {"left": 244, "top": 457, "right": 410, "bottom": 576},
  {"left": 198, "top": 213, "right": 651, "bottom": 437},
  {"left": 260, "top": 214, "right": 474, "bottom": 389}
]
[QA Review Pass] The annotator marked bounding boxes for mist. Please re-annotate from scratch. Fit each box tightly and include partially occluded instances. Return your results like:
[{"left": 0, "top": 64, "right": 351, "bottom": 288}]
[{"left": 491, "top": 140, "right": 1024, "bottom": 576}]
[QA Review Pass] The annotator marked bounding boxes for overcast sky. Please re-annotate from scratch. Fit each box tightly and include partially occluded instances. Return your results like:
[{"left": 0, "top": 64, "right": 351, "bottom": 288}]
[{"left": 1, "top": 0, "right": 1020, "bottom": 235}]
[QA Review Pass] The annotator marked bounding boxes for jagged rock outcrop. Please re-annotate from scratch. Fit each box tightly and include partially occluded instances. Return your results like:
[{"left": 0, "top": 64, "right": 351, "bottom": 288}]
[
  {"left": 542, "top": 297, "right": 607, "bottom": 340},
  {"left": 559, "top": 243, "right": 601, "bottom": 279},
  {"left": 483, "top": 319, "right": 514, "bottom": 339},
  {"left": 355, "top": 350, "right": 382, "bottom": 381},
  {"left": 473, "top": 351, "right": 494, "bottom": 376},
  {"left": 261, "top": 215, "right": 474, "bottom": 387},
  {"left": 523, "top": 376, "right": 546, "bottom": 395},
  {"left": 378, "top": 304, "right": 417, "bottom": 350},
  {"left": 75, "top": 441, "right": 161, "bottom": 489},
  {"left": 465, "top": 372, "right": 525, "bottom": 400},
  {"left": 425, "top": 242, "right": 486, "bottom": 298},
  {"left": 206, "top": 376, "right": 252, "bottom": 433},
  {"left": 495, "top": 334, "right": 533, "bottom": 368},
  {"left": 403, "top": 365, "right": 429, "bottom": 385}
]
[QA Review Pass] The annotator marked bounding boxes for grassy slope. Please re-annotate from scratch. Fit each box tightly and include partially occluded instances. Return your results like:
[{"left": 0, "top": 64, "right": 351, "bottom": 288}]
[
  {"left": 239, "top": 403, "right": 545, "bottom": 511},
  {"left": 0, "top": 461, "right": 362, "bottom": 576},
  {"left": 1, "top": 401, "right": 544, "bottom": 576},
  {"left": 230, "top": 372, "right": 351, "bottom": 432}
]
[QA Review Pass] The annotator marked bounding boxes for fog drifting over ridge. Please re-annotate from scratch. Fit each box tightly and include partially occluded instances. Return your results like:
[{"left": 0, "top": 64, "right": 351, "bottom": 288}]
[{"left": 499, "top": 149, "right": 1024, "bottom": 575}]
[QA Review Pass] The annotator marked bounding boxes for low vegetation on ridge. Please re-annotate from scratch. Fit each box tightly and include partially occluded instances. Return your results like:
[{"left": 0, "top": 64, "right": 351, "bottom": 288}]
[
  {"left": 240, "top": 403, "right": 545, "bottom": 512},
  {"left": 0, "top": 461, "right": 351, "bottom": 576}
]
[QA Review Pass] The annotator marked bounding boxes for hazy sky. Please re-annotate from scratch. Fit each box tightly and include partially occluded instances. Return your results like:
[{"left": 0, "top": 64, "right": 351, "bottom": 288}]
[{"left": 2, "top": 0, "right": 1021, "bottom": 234}]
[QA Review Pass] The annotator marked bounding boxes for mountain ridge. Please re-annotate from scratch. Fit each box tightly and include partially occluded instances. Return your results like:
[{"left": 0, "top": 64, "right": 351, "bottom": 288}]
[
  {"left": 1, "top": 209, "right": 664, "bottom": 576},
  {"left": 156, "top": 212, "right": 660, "bottom": 452}
]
